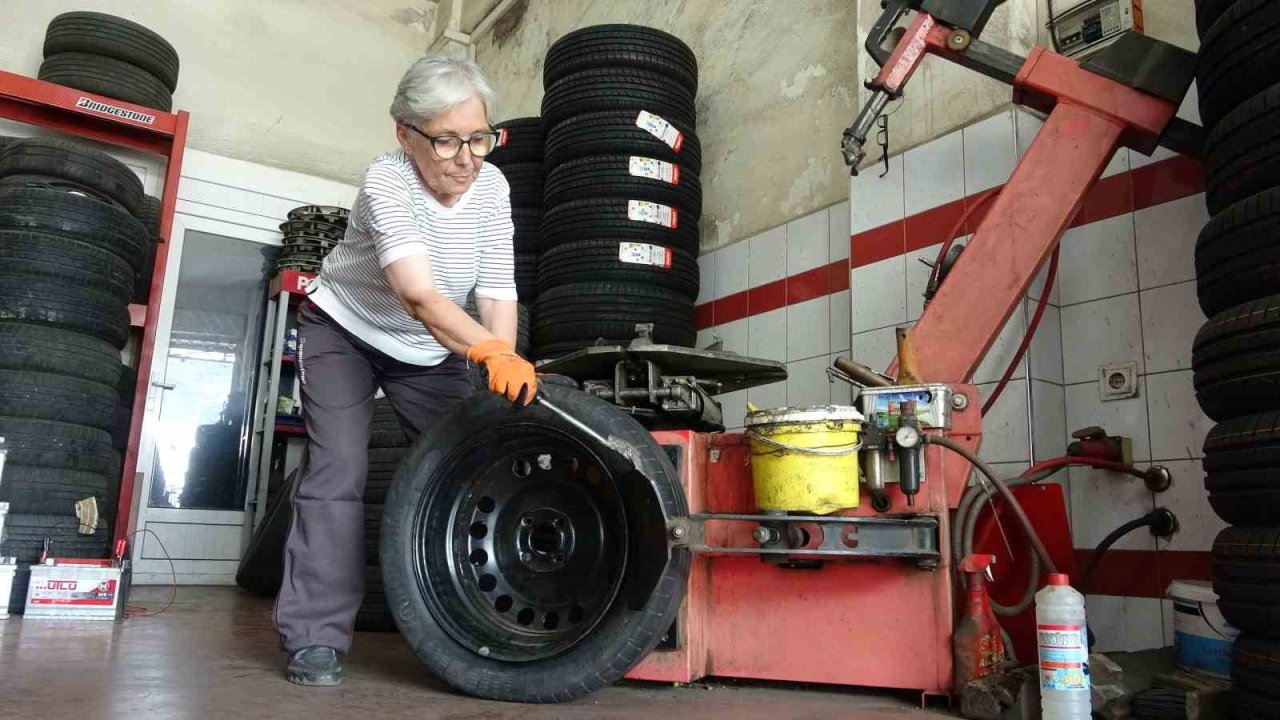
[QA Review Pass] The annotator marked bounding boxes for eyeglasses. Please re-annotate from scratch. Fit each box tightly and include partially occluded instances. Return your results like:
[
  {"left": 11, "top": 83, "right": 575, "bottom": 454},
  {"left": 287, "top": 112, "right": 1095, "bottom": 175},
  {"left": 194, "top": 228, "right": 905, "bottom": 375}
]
[{"left": 404, "top": 124, "right": 499, "bottom": 159}]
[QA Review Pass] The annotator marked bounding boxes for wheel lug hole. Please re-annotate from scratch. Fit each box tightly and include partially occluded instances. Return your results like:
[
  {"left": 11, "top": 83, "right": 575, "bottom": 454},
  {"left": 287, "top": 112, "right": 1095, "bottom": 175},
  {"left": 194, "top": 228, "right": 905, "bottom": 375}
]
[
  {"left": 521, "top": 516, "right": 534, "bottom": 527},
  {"left": 520, "top": 552, "right": 532, "bottom": 562}
]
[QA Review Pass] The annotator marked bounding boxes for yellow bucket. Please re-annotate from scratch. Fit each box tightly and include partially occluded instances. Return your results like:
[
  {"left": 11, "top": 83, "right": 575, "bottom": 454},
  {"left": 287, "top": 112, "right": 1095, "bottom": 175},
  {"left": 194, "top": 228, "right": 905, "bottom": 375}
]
[{"left": 745, "top": 405, "right": 864, "bottom": 514}]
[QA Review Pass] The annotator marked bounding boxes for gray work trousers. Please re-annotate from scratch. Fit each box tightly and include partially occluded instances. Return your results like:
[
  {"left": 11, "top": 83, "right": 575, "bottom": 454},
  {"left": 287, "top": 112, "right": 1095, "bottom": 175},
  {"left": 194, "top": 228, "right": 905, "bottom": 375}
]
[{"left": 274, "top": 302, "right": 473, "bottom": 654}]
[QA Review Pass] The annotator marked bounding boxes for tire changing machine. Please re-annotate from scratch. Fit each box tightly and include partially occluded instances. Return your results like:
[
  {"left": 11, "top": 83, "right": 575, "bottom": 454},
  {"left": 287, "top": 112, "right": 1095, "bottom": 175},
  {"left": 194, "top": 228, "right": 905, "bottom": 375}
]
[{"left": 536, "top": 0, "right": 1200, "bottom": 700}]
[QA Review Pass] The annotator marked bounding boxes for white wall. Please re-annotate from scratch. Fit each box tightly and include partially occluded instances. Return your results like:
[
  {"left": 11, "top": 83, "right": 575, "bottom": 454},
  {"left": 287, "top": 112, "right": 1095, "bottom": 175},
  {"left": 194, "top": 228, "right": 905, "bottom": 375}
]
[{"left": 0, "top": 0, "right": 435, "bottom": 184}]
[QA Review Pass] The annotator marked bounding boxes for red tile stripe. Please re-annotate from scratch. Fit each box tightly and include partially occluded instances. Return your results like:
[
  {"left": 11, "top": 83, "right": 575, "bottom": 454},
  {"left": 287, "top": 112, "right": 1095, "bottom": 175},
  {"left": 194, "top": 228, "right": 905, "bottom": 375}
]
[
  {"left": 1073, "top": 549, "right": 1211, "bottom": 599},
  {"left": 694, "top": 154, "right": 1205, "bottom": 330}
]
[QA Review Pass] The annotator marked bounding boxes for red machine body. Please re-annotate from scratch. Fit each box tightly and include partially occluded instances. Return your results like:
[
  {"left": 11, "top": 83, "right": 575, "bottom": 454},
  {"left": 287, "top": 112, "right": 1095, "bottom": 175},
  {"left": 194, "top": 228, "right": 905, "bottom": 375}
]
[{"left": 631, "top": 3, "right": 1188, "bottom": 697}]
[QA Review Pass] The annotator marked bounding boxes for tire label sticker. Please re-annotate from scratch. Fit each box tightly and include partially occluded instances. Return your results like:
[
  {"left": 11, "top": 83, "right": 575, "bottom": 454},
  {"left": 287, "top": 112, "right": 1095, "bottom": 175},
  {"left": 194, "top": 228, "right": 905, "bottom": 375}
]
[
  {"left": 629, "top": 157, "right": 680, "bottom": 185},
  {"left": 627, "top": 200, "right": 678, "bottom": 229},
  {"left": 636, "top": 110, "right": 684, "bottom": 151},
  {"left": 75, "top": 97, "right": 155, "bottom": 126},
  {"left": 619, "top": 242, "right": 673, "bottom": 268},
  {"left": 1037, "top": 624, "right": 1090, "bottom": 692},
  {"left": 496, "top": 128, "right": 509, "bottom": 147}
]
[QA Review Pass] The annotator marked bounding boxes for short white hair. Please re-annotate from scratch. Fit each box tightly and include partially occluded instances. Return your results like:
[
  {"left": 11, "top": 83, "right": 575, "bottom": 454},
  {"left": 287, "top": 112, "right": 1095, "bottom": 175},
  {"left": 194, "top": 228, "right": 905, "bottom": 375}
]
[{"left": 389, "top": 56, "right": 497, "bottom": 125}]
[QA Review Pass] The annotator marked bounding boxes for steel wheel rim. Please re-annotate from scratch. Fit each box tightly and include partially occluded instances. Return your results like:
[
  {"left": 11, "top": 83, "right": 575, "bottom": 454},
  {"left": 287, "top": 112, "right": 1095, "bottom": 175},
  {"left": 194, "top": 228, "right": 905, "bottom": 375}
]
[{"left": 412, "top": 426, "right": 628, "bottom": 662}]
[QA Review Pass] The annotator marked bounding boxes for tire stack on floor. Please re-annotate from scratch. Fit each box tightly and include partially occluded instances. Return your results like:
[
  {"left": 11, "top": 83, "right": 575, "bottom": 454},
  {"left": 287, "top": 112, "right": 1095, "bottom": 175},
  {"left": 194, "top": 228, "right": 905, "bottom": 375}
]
[
  {"left": 488, "top": 117, "right": 544, "bottom": 309},
  {"left": 0, "top": 139, "right": 151, "bottom": 611},
  {"left": 534, "top": 25, "right": 702, "bottom": 360},
  {"left": 358, "top": 397, "right": 410, "bottom": 632},
  {"left": 1190, "top": 2, "right": 1280, "bottom": 715},
  {"left": 277, "top": 205, "right": 348, "bottom": 275},
  {"left": 38, "top": 12, "right": 179, "bottom": 113}
]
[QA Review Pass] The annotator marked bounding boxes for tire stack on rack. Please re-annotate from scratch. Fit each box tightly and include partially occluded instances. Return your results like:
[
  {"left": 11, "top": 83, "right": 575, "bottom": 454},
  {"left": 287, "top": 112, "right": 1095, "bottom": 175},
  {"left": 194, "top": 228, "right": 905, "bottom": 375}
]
[
  {"left": 0, "top": 139, "right": 152, "bottom": 611},
  {"left": 277, "top": 205, "right": 348, "bottom": 275},
  {"left": 38, "top": 12, "right": 179, "bottom": 113},
  {"left": 1190, "top": 2, "right": 1280, "bottom": 716},
  {"left": 534, "top": 25, "right": 702, "bottom": 360},
  {"left": 488, "top": 117, "right": 544, "bottom": 306}
]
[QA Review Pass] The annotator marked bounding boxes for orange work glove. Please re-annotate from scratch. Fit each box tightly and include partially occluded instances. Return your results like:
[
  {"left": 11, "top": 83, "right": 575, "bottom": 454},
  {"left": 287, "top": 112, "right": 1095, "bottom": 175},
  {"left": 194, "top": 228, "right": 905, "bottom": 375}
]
[{"left": 466, "top": 338, "right": 537, "bottom": 406}]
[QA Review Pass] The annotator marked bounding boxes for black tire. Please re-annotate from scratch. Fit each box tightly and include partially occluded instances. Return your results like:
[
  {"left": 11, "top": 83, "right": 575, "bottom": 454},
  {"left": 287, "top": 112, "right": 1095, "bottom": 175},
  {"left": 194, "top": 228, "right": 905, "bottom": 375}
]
[
  {"left": 0, "top": 273, "right": 131, "bottom": 348},
  {"left": 132, "top": 239, "right": 157, "bottom": 305},
  {"left": 369, "top": 423, "right": 409, "bottom": 449},
  {"left": 1205, "top": 83, "right": 1280, "bottom": 215},
  {"left": 0, "top": 370, "right": 119, "bottom": 432},
  {"left": 515, "top": 252, "right": 539, "bottom": 302},
  {"left": 1213, "top": 526, "right": 1280, "bottom": 638},
  {"left": 499, "top": 162, "right": 544, "bottom": 208},
  {"left": 7, "top": 564, "right": 30, "bottom": 615},
  {"left": 0, "top": 416, "right": 117, "bottom": 475},
  {"left": 0, "top": 187, "right": 149, "bottom": 270},
  {"left": 1192, "top": 294, "right": 1280, "bottom": 421},
  {"left": 533, "top": 282, "right": 695, "bottom": 346},
  {"left": 136, "top": 194, "right": 162, "bottom": 236},
  {"left": 517, "top": 303, "right": 532, "bottom": 358},
  {"left": 380, "top": 383, "right": 688, "bottom": 702},
  {"left": 0, "top": 467, "right": 113, "bottom": 516},
  {"left": 0, "top": 173, "right": 124, "bottom": 209},
  {"left": 512, "top": 207, "right": 541, "bottom": 253},
  {"left": 0, "top": 137, "right": 143, "bottom": 215},
  {"left": 1197, "top": 188, "right": 1280, "bottom": 316},
  {"left": 1235, "top": 687, "right": 1280, "bottom": 719},
  {"left": 541, "top": 67, "right": 696, "bottom": 131},
  {"left": 355, "top": 565, "right": 397, "bottom": 632},
  {"left": 1234, "top": 636, "right": 1280, "bottom": 699},
  {"left": 538, "top": 239, "right": 699, "bottom": 298},
  {"left": 1197, "top": 0, "right": 1239, "bottom": 39},
  {"left": 365, "top": 503, "right": 383, "bottom": 565},
  {"left": 544, "top": 155, "right": 701, "bottom": 216},
  {"left": 39, "top": 52, "right": 173, "bottom": 113},
  {"left": 0, "top": 323, "right": 123, "bottom": 387},
  {"left": 44, "top": 11, "right": 179, "bottom": 92},
  {"left": 236, "top": 470, "right": 298, "bottom": 597},
  {"left": 487, "top": 117, "right": 543, "bottom": 166},
  {"left": 545, "top": 25, "right": 697, "bottom": 94},
  {"left": 1197, "top": 0, "right": 1280, "bottom": 132},
  {"left": 1, "top": 513, "right": 109, "bottom": 563},
  {"left": 0, "top": 229, "right": 134, "bottom": 303},
  {"left": 545, "top": 110, "right": 701, "bottom": 175},
  {"left": 1204, "top": 413, "right": 1280, "bottom": 525},
  {"left": 540, "top": 197, "right": 698, "bottom": 254}
]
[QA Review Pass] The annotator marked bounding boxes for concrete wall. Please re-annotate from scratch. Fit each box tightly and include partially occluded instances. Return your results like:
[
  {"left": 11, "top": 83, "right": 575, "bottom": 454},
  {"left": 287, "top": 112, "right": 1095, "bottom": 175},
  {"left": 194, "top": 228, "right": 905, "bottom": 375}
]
[
  {"left": 0, "top": 0, "right": 436, "bottom": 184},
  {"left": 474, "top": 0, "right": 860, "bottom": 251}
]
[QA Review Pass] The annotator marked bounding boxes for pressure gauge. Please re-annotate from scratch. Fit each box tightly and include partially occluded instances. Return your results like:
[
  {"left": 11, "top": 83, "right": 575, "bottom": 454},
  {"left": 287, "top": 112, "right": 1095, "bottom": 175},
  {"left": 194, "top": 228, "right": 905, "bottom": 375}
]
[{"left": 894, "top": 425, "right": 921, "bottom": 449}]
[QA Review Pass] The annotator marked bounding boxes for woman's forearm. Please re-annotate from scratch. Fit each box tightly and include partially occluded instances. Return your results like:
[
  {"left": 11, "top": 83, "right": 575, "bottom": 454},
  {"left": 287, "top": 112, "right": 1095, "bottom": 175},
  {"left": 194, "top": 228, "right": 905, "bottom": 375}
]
[{"left": 476, "top": 297, "right": 517, "bottom": 349}]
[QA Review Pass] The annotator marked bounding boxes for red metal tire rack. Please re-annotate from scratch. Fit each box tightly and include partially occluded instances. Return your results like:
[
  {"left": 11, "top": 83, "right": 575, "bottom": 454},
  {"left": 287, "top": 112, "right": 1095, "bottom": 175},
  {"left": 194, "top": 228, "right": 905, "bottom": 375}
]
[{"left": 0, "top": 68, "right": 190, "bottom": 548}]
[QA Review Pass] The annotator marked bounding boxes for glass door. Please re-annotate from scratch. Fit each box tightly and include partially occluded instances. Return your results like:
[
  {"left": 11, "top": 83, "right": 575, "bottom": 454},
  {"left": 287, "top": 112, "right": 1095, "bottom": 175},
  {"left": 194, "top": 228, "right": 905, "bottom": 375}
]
[{"left": 133, "top": 214, "right": 279, "bottom": 584}]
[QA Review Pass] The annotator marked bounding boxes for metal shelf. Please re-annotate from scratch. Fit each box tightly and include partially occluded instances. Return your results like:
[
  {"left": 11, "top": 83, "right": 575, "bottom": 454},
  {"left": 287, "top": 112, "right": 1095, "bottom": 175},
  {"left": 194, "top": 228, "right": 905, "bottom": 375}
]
[{"left": 0, "top": 69, "right": 191, "bottom": 548}]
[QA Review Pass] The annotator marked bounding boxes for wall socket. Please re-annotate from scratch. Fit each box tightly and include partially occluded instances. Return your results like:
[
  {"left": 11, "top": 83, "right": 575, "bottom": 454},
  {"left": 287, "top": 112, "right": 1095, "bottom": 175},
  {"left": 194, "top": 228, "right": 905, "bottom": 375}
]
[{"left": 1099, "top": 361, "right": 1139, "bottom": 401}]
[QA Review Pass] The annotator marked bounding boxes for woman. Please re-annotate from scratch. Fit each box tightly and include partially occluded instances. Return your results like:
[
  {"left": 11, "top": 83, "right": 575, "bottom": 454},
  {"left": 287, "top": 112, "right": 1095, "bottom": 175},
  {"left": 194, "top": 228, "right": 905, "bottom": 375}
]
[{"left": 274, "top": 56, "right": 537, "bottom": 687}]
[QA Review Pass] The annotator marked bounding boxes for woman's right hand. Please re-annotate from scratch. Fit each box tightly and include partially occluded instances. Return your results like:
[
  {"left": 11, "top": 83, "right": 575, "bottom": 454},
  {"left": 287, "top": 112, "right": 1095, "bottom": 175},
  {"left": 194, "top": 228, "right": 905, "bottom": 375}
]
[{"left": 466, "top": 338, "right": 537, "bottom": 405}]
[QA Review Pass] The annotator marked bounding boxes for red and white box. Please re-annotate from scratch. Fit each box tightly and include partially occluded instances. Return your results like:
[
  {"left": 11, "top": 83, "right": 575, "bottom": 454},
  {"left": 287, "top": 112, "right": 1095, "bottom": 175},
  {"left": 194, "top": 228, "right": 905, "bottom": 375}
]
[{"left": 25, "top": 559, "right": 130, "bottom": 621}]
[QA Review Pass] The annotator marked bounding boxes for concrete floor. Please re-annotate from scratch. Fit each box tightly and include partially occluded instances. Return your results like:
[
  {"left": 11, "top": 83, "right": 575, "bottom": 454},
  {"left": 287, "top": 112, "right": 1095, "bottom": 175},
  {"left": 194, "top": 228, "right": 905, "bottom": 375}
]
[{"left": 2, "top": 586, "right": 957, "bottom": 719}]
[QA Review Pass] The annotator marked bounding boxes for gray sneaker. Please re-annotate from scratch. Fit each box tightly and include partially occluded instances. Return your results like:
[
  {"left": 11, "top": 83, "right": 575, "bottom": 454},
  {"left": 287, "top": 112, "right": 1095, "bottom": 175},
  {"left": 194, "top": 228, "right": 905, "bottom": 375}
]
[{"left": 286, "top": 646, "right": 342, "bottom": 687}]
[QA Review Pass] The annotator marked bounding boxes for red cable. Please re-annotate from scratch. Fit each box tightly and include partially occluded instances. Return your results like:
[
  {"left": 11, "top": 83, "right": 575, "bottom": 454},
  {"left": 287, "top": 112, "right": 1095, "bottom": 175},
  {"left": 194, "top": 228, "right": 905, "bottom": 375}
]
[
  {"left": 927, "top": 188, "right": 1001, "bottom": 292},
  {"left": 982, "top": 246, "right": 1060, "bottom": 416},
  {"left": 1022, "top": 455, "right": 1150, "bottom": 480}
]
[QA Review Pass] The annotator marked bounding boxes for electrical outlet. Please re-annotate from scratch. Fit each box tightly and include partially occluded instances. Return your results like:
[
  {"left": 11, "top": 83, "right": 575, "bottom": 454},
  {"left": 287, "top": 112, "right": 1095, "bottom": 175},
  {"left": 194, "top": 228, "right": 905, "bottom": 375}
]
[{"left": 1099, "top": 361, "right": 1139, "bottom": 401}]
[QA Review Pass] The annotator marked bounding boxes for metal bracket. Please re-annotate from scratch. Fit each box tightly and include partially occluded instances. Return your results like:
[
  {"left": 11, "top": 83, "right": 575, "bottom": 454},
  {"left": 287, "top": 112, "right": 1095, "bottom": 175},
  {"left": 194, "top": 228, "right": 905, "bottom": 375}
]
[{"left": 667, "top": 513, "right": 941, "bottom": 563}]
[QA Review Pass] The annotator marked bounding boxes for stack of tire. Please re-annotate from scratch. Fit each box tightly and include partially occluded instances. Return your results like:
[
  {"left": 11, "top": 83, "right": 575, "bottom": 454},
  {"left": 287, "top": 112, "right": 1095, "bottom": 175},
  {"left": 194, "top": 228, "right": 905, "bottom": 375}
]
[
  {"left": 359, "top": 398, "right": 411, "bottom": 632},
  {"left": 534, "top": 25, "right": 702, "bottom": 360},
  {"left": 1190, "top": 2, "right": 1280, "bottom": 716},
  {"left": 38, "top": 12, "right": 179, "bottom": 113},
  {"left": 0, "top": 139, "right": 153, "bottom": 611},
  {"left": 488, "top": 117, "right": 544, "bottom": 308}
]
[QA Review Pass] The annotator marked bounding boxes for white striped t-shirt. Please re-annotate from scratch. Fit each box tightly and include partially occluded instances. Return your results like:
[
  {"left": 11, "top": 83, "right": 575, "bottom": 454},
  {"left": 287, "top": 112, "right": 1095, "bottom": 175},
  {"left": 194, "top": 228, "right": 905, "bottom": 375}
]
[{"left": 306, "top": 149, "right": 516, "bottom": 365}]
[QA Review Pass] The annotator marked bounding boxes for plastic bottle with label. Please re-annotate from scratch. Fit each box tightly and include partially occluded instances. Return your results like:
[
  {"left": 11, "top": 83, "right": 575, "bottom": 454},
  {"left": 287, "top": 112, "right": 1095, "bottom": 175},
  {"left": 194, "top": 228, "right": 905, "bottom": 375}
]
[{"left": 1036, "top": 573, "right": 1091, "bottom": 720}]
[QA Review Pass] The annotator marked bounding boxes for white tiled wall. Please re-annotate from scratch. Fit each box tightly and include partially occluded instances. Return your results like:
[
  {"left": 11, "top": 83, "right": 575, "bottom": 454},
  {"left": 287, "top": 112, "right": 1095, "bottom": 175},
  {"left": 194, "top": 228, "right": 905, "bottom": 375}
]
[{"left": 701, "top": 201, "right": 854, "bottom": 430}]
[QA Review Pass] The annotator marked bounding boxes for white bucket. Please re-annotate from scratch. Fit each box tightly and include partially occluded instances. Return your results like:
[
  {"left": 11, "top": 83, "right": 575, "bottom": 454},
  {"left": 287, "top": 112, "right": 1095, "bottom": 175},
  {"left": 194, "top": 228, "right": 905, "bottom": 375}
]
[{"left": 1167, "top": 580, "right": 1238, "bottom": 678}]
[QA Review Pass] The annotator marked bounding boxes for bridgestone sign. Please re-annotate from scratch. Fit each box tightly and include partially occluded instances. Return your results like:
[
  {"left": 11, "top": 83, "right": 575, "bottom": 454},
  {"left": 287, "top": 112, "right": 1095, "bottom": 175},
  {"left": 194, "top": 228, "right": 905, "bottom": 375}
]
[{"left": 76, "top": 97, "right": 156, "bottom": 125}]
